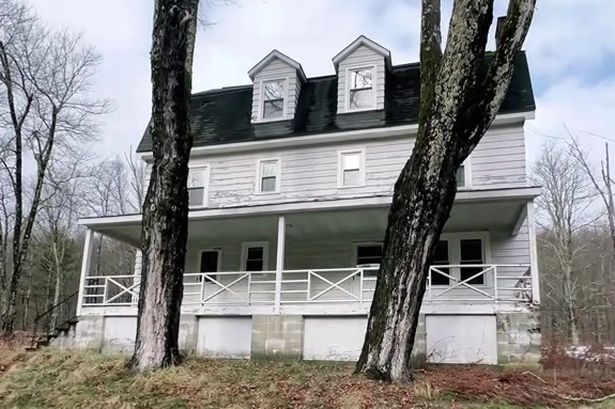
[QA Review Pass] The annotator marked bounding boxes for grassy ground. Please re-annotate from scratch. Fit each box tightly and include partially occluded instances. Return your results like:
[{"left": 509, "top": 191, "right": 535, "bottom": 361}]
[{"left": 0, "top": 346, "right": 614, "bottom": 409}]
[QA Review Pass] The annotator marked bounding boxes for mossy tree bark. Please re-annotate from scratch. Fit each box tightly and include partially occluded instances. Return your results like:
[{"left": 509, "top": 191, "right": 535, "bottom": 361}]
[
  {"left": 130, "top": 0, "right": 199, "bottom": 371},
  {"left": 356, "top": 0, "right": 536, "bottom": 382}
]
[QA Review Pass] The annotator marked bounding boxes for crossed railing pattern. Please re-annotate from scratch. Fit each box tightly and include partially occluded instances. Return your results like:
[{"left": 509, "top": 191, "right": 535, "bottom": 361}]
[
  {"left": 83, "top": 275, "right": 141, "bottom": 306},
  {"left": 427, "top": 264, "right": 532, "bottom": 303},
  {"left": 81, "top": 264, "right": 533, "bottom": 306}
]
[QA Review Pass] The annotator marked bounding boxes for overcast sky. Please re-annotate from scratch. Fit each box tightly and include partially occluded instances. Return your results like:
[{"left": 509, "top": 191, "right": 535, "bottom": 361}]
[{"left": 27, "top": 0, "right": 615, "bottom": 164}]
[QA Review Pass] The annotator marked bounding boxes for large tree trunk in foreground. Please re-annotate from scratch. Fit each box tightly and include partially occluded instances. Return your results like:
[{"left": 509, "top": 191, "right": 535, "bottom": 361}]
[
  {"left": 130, "top": 0, "right": 199, "bottom": 371},
  {"left": 356, "top": 0, "right": 535, "bottom": 382}
]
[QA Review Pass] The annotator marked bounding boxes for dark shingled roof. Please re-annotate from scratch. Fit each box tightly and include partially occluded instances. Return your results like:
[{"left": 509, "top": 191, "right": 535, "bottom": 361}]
[{"left": 137, "top": 52, "right": 535, "bottom": 152}]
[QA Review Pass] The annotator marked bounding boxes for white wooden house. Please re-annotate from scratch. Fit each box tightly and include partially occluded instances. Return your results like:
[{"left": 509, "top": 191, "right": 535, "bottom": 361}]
[{"left": 71, "top": 36, "right": 541, "bottom": 365}]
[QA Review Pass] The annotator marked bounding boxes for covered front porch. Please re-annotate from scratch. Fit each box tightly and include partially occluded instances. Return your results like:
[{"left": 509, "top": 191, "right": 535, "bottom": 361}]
[{"left": 76, "top": 188, "right": 541, "bottom": 316}]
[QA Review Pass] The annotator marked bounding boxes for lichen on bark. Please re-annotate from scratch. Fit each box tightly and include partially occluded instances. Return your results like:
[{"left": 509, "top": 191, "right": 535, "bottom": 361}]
[
  {"left": 130, "top": 0, "right": 200, "bottom": 372},
  {"left": 355, "top": 0, "right": 536, "bottom": 382}
]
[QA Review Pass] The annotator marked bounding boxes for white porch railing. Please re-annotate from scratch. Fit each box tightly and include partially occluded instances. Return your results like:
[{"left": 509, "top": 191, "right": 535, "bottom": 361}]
[
  {"left": 80, "top": 264, "right": 533, "bottom": 307},
  {"left": 428, "top": 264, "right": 532, "bottom": 302}
]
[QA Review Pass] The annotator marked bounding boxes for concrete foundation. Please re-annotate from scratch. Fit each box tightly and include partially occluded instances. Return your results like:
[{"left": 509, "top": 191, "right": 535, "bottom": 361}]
[
  {"left": 251, "top": 315, "right": 303, "bottom": 359},
  {"left": 496, "top": 311, "right": 542, "bottom": 365},
  {"left": 67, "top": 311, "right": 540, "bottom": 365}
]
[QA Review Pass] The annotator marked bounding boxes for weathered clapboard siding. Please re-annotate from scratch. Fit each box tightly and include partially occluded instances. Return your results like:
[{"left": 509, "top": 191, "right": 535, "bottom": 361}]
[
  {"left": 193, "top": 124, "right": 526, "bottom": 208},
  {"left": 251, "top": 58, "right": 301, "bottom": 122},
  {"left": 471, "top": 126, "right": 526, "bottom": 188},
  {"left": 337, "top": 45, "right": 386, "bottom": 113}
]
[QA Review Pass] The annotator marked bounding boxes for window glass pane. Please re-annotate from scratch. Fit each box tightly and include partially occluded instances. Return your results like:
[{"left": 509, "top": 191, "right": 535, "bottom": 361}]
[
  {"left": 260, "top": 160, "right": 278, "bottom": 177},
  {"left": 200, "top": 251, "right": 219, "bottom": 273},
  {"left": 342, "top": 153, "right": 360, "bottom": 170},
  {"left": 460, "top": 239, "right": 484, "bottom": 284},
  {"left": 261, "top": 176, "right": 277, "bottom": 192},
  {"left": 188, "top": 187, "right": 204, "bottom": 207},
  {"left": 460, "top": 239, "right": 483, "bottom": 262},
  {"left": 245, "top": 246, "right": 265, "bottom": 271},
  {"left": 456, "top": 165, "right": 465, "bottom": 187},
  {"left": 431, "top": 241, "right": 450, "bottom": 285},
  {"left": 262, "top": 80, "right": 285, "bottom": 119},
  {"left": 188, "top": 168, "right": 205, "bottom": 188},
  {"left": 246, "top": 259, "right": 264, "bottom": 271},
  {"left": 351, "top": 69, "right": 372, "bottom": 90},
  {"left": 350, "top": 88, "right": 373, "bottom": 109},
  {"left": 343, "top": 169, "right": 360, "bottom": 186},
  {"left": 247, "top": 247, "right": 263, "bottom": 259},
  {"left": 263, "top": 100, "right": 283, "bottom": 119},
  {"left": 358, "top": 245, "right": 382, "bottom": 258},
  {"left": 264, "top": 80, "right": 284, "bottom": 100}
]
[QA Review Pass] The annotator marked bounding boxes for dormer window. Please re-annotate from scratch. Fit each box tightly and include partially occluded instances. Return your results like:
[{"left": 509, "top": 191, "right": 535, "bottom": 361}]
[
  {"left": 348, "top": 67, "right": 375, "bottom": 110},
  {"left": 261, "top": 79, "right": 286, "bottom": 120}
]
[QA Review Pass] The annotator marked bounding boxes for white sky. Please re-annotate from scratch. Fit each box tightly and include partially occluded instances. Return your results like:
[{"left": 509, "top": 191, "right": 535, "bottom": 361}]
[{"left": 27, "top": 0, "right": 615, "bottom": 166}]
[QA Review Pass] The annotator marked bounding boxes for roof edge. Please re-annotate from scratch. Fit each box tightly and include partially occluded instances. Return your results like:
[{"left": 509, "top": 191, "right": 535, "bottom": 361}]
[
  {"left": 248, "top": 49, "right": 307, "bottom": 82},
  {"left": 332, "top": 35, "right": 392, "bottom": 70}
]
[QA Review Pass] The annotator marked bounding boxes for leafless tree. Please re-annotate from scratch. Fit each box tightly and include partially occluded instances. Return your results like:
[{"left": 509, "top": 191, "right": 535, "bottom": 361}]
[
  {"left": 0, "top": 0, "right": 108, "bottom": 333},
  {"left": 356, "top": 0, "right": 535, "bottom": 382},
  {"left": 570, "top": 137, "right": 615, "bottom": 256},
  {"left": 533, "top": 142, "right": 597, "bottom": 344}
]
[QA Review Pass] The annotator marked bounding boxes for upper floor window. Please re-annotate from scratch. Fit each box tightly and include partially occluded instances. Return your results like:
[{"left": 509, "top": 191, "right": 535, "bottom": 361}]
[
  {"left": 339, "top": 150, "right": 364, "bottom": 187},
  {"left": 348, "top": 67, "right": 375, "bottom": 110},
  {"left": 188, "top": 166, "right": 208, "bottom": 207},
  {"left": 456, "top": 157, "right": 471, "bottom": 189},
  {"left": 355, "top": 242, "right": 383, "bottom": 277},
  {"left": 257, "top": 159, "right": 280, "bottom": 193},
  {"left": 262, "top": 79, "right": 286, "bottom": 120}
]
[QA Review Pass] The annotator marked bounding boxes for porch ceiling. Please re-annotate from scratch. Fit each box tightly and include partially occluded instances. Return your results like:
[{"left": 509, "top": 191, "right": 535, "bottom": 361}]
[{"left": 83, "top": 197, "right": 529, "bottom": 246}]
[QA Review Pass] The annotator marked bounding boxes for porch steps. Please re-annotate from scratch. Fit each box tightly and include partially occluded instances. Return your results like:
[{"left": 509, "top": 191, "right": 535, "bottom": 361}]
[{"left": 25, "top": 316, "right": 78, "bottom": 351}]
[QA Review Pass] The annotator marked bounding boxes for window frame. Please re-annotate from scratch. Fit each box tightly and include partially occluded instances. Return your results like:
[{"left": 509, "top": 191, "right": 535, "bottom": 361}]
[
  {"left": 187, "top": 163, "right": 210, "bottom": 209},
  {"left": 337, "top": 148, "right": 366, "bottom": 188},
  {"left": 258, "top": 77, "right": 288, "bottom": 122},
  {"left": 345, "top": 65, "right": 376, "bottom": 112},
  {"left": 456, "top": 155, "right": 472, "bottom": 190},
  {"left": 255, "top": 158, "right": 281, "bottom": 194},
  {"left": 240, "top": 241, "right": 270, "bottom": 272},
  {"left": 430, "top": 231, "right": 491, "bottom": 287}
]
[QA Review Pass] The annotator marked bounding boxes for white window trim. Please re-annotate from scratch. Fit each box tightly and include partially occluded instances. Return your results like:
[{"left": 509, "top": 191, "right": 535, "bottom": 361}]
[
  {"left": 257, "top": 77, "right": 289, "bottom": 123},
  {"left": 196, "top": 247, "right": 223, "bottom": 273},
  {"left": 240, "top": 241, "right": 270, "bottom": 271},
  {"left": 337, "top": 148, "right": 366, "bottom": 188},
  {"left": 432, "top": 231, "right": 491, "bottom": 287},
  {"left": 457, "top": 155, "right": 473, "bottom": 190},
  {"left": 255, "top": 158, "right": 282, "bottom": 194},
  {"left": 187, "top": 162, "right": 210, "bottom": 209},
  {"left": 352, "top": 240, "right": 383, "bottom": 267},
  {"left": 345, "top": 64, "right": 377, "bottom": 113}
]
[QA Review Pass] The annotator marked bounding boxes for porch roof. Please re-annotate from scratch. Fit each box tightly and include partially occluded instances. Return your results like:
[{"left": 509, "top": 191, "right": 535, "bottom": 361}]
[{"left": 78, "top": 186, "right": 540, "bottom": 246}]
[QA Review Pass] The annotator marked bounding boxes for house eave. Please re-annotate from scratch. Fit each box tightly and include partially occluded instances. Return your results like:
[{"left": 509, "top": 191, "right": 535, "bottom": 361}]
[{"left": 137, "top": 110, "right": 534, "bottom": 162}]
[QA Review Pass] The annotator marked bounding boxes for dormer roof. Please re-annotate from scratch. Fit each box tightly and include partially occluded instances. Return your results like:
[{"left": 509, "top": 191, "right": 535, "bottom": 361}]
[
  {"left": 248, "top": 49, "right": 307, "bottom": 82},
  {"left": 332, "top": 35, "right": 392, "bottom": 71}
]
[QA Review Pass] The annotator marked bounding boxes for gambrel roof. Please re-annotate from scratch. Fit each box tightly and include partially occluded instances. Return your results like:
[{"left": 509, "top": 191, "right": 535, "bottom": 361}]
[{"left": 137, "top": 52, "right": 535, "bottom": 153}]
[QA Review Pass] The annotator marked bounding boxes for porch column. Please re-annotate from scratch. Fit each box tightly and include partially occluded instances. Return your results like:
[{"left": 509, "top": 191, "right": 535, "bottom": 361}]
[
  {"left": 76, "top": 227, "right": 94, "bottom": 316},
  {"left": 274, "top": 215, "right": 286, "bottom": 314},
  {"left": 526, "top": 200, "right": 541, "bottom": 304}
]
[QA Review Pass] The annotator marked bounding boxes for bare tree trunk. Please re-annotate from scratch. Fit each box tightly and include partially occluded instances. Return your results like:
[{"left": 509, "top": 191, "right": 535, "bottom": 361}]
[
  {"left": 356, "top": 0, "right": 535, "bottom": 382},
  {"left": 130, "top": 0, "right": 199, "bottom": 371}
]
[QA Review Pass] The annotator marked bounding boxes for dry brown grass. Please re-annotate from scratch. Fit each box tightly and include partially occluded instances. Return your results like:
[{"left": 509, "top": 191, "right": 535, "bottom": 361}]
[{"left": 0, "top": 349, "right": 614, "bottom": 409}]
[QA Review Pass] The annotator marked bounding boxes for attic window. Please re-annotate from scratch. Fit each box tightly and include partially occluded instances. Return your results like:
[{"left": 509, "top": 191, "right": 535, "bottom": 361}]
[
  {"left": 262, "top": 79, "right": 286, "bottom": 120},
  {"left": 348, "top": 67, "right": 374, "bottom": 110}
]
